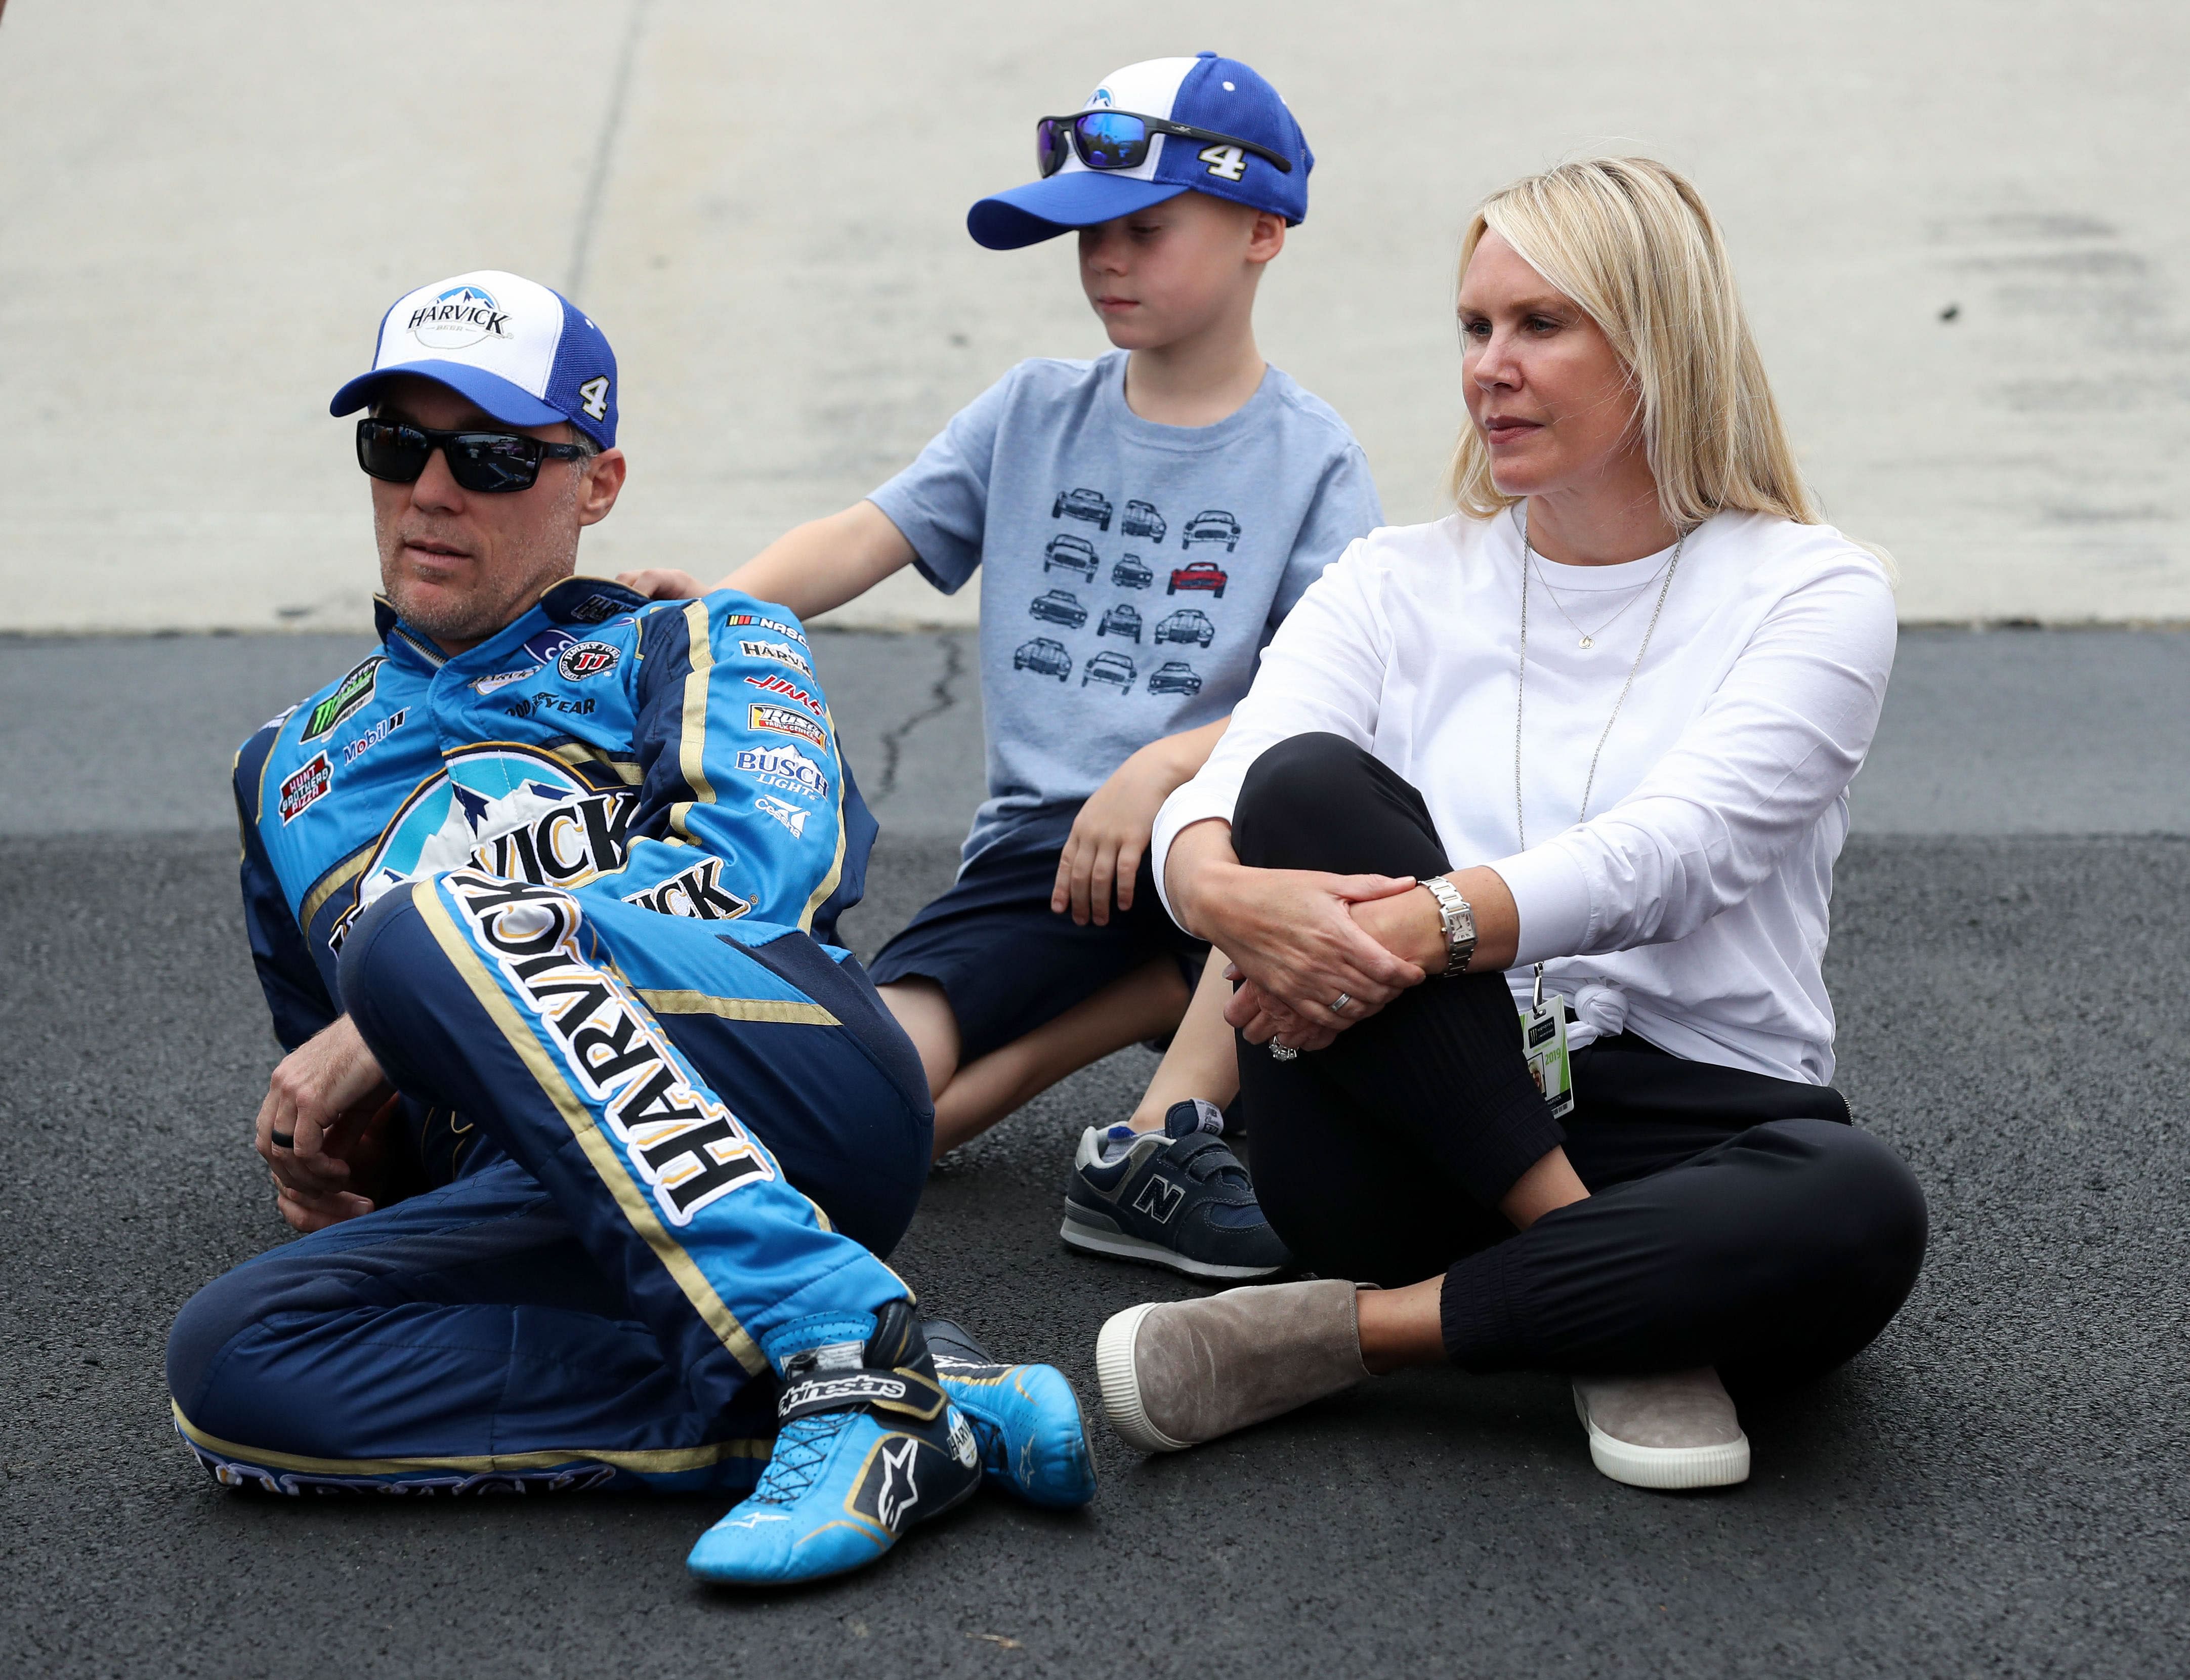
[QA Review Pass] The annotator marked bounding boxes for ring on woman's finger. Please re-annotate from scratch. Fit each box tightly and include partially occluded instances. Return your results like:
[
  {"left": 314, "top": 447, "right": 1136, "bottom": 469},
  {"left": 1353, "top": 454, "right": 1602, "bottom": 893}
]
[
  {"left": 1268, "top": 1040, "right": 1299, "bottom": 1063},
  {"left": 1330, "top": 992, "right": 1352, "bottom": 1012},
  {"left": 270, "top": 1129, "right": 294, "bottom": 1149}
]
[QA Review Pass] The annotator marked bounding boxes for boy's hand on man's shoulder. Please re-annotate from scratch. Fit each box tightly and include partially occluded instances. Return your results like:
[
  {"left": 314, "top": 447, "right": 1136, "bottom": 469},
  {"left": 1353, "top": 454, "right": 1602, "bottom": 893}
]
[{"left": 614, "top": 567, "right": 706, "bottom": 601}]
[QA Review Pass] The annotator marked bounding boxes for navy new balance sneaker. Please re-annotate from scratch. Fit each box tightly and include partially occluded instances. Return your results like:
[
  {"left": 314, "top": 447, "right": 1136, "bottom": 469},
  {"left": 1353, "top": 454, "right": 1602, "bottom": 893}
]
[
  {"left": 921, "top": 1318, "right": 1097, "bottom": 1510},
  {"left": 687, "top": 1301, "right": 981, "bottom": 1587},
  {"left": 1061, "top": 1100, "right": 1293, "bottom": 1281}
]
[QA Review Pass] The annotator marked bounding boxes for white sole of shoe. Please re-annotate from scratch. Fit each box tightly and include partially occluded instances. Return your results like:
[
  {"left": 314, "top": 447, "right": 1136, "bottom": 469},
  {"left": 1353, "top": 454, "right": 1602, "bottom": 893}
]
[
  {"left": 1094, "top": 1303, "right": 1194, "bottom": 1453},
  {"left": 1575, "top": 1394, "right": 1751, "bottom": 1489},
  {"left": 1059, "top": 1212, "right": 1286, "bottom": 1281}
]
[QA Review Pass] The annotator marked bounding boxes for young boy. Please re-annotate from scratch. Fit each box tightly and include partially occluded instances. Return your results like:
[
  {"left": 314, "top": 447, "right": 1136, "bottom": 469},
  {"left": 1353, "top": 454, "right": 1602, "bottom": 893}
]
[{"left": 622, "top": 53, "right": 1382, "bottom": 1281}]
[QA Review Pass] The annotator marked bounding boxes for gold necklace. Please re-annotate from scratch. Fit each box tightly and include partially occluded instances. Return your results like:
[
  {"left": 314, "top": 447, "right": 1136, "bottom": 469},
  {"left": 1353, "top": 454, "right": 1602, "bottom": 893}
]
[{"left": 1526, "top": 549, "right": 1676, "bottom": 650}]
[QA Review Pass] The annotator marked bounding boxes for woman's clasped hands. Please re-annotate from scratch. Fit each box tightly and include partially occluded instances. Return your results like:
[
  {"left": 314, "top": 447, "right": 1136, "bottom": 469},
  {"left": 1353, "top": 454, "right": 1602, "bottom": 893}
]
[{"left": 1189, "top": 862, "right": 1431, "bottom": 1054}]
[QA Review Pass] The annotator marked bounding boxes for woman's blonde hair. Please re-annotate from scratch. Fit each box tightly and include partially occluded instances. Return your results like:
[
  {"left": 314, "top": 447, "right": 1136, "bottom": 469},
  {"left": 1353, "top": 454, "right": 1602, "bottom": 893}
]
[{"left": 1447, "top": 156, "right": 1819, "bottom": 530}]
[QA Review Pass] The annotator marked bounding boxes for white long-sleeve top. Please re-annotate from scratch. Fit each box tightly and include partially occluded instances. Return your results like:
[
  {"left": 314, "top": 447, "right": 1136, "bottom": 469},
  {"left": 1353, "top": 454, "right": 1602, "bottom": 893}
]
[{"left": 1151, "top": 507, "right": 1898, "bottom": 1085}]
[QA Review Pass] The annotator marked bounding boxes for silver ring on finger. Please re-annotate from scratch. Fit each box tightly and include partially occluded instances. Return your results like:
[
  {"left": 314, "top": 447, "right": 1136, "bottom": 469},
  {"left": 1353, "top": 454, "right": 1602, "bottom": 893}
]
[
  {"left": 1268, "top": 1040, "right": 1299, "bottom": 1063},
  {"left": 1330, "top": 992, "right": 1352, "bottom": 1013}
]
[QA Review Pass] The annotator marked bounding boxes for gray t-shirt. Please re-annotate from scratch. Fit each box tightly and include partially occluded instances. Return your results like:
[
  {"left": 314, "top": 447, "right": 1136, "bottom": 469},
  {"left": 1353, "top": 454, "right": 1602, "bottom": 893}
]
[{"left": 870, "top": 351, "right": 1383, "bottom": 863}]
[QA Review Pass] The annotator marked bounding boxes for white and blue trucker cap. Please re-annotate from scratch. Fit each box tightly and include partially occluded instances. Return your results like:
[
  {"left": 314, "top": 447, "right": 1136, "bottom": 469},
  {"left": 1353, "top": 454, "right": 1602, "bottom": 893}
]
[
  {"left": 329, "top": 270, "right": 619, "bottom": 449},
  {"left": 968, "top": 52, "right": 1313, "bottom": 250}
]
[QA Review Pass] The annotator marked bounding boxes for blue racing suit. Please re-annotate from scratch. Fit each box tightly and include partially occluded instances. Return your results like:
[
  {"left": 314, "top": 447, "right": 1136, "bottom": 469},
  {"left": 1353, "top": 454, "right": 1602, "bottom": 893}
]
[{"left": 167, "top": 578, "right": 934, "bottom": 1494}]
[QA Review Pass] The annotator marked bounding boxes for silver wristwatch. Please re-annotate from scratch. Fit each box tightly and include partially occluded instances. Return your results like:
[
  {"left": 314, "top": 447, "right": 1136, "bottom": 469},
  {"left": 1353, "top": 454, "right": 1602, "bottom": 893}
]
[{"left": 1418, "top": 876, "right": 1478, "bottom": 977}]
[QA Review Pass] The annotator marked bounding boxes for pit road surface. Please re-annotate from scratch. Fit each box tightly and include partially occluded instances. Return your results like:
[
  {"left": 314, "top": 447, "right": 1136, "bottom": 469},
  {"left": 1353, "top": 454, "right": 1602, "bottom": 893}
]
[{"left": 1, "top": 629, "right": 2183, "bottom": 1677}]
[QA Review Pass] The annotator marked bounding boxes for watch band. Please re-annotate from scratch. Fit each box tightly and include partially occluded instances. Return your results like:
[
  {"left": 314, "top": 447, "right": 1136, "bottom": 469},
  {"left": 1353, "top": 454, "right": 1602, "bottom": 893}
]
[{"left": 1418, "top": 876, "right": 1478, "bottom": 977}]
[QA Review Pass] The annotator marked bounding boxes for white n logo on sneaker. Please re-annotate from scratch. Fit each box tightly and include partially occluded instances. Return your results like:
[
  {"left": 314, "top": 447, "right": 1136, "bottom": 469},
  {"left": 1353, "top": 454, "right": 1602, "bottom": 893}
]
[{"left": 1133, "top": 1176, "right": 1186, "bottom": 1226}]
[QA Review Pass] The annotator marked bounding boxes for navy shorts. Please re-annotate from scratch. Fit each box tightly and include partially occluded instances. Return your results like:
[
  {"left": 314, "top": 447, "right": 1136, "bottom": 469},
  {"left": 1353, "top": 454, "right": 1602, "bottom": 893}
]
[{"left": 867, "top": 806, "right": 1209, "bottom": 1063}]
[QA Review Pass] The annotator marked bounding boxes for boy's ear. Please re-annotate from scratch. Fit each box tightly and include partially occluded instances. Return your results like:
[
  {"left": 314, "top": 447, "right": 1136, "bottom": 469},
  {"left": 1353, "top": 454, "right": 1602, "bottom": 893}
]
[{"left": 1247, "top": 210, "right": 1288, "bottom": 267}]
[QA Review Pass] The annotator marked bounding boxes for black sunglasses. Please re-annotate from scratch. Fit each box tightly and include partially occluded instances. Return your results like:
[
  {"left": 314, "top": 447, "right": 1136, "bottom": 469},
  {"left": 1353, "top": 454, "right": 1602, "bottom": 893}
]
[
  {"left": 1034, "top": 109, "right": 1292, "bottom": 180},
  {"left": 356, "top": 418, "right": 590, "bottom": 494}
]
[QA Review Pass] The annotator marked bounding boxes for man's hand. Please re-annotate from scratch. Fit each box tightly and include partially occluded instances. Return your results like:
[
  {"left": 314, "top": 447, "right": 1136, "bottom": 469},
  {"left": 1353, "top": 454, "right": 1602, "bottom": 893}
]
[
  {"left": 255, "top": 1016, "right": 396, "bottom": 1233},
  {"left": 615, "top": 567, "right": 705, "bottom": 601}
]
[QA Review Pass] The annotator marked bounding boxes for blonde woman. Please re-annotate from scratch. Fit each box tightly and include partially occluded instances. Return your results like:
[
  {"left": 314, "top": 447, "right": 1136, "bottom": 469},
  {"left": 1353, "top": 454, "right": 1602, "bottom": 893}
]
[{"left": 1090, "top": 158, "right": 1926, "bottom": 1490}]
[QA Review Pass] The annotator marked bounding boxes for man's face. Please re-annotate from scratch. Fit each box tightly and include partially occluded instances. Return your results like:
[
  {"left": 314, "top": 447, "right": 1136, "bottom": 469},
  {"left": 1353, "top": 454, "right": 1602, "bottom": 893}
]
[{"left": 368, "top": 375, "right": 625, "bottom": 652}]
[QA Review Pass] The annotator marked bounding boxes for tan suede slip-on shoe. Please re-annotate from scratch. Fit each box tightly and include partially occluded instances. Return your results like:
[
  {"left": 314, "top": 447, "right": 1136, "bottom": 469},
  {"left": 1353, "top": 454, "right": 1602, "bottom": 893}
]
[
  {"left": 1095, "top": 1279, "right": 1369, "bottom": 1453},
  {"left": 1572, "top": 1367, "right": 1751, "bottom": 1490}
]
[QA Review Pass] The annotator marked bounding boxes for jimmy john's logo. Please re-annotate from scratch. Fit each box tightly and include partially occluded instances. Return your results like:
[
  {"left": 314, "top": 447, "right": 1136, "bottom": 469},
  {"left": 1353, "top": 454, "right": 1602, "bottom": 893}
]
[
  {"left": 331, "top": 744, "right": 639, "bottom": 950},
  {"left": 739, "top": 639, "right": 813, "bottom": 679},
  {"left": 748, "top": 702, "right": 825, "bottom": 749},
  {"left": 444, "top": 872, "right": 775, "bottom": 1223},
  {"left": 278, "top": 752, "right": 331, "bottom": 823},
  {"left": 300, "top": 655, "right": 384, "bottom": 741},
  {"left": 557, "top": 640, "right": 619, "bottom": 681},
  {"left": 735, "top": 741, "right": 830, "bottom": 801},
  {"left": 408, "top": 284, "right": 512, "bottom": 351},
  {"left": 621, "top": 856, "right": 752, "bottom": 922}
]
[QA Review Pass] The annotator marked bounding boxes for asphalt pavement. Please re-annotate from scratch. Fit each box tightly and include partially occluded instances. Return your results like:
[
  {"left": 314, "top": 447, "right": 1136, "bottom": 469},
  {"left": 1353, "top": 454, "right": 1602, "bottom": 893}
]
[{"left": 1, "top": 629, "right": 2185, "bottom": 1677}]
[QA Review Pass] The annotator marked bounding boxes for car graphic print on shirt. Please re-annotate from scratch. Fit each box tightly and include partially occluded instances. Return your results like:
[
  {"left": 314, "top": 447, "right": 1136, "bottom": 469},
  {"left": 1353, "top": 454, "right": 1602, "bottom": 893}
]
[
  {"left": 1147, "top": 660, "right": 1203, "bottom": 697},
  {"left": 1098, "top": 602, "right": 1143, "bottom": 642},
  {"left": 1081, "top": 651, "right": 1135, "bottom": 692},
  {"left": 1042, "top": 534, "right": 1100, "bottom": 580},
  {"left": 1051, "top": 487, "right": 1113, "bottom": 531},
  {"left": 1028, "top": 589, "right": 1088, "bottom": 629},
  {"left": 1110, "top": 554, "right": 1153, "bottom": 591},
  {"left": 1167, "top": 560, "right": 1228, "bottom": 598},
  {"left": 1121, "top": 499, "right": 1166, "bottom": 544},
  {"left": 1014, "top": 637, "right": 1072, "bottom": 681},
  {"left": 1179, "top": 510, "right": 1240, "bottom": 552},
  {"left": 1155, "top": 608, "right": 1215, "bottom": 648}
]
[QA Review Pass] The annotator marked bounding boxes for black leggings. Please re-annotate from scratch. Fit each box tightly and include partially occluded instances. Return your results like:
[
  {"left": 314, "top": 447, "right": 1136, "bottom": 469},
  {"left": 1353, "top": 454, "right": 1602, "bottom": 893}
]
[{"left": 1231, "top": 734, "right": 1927, "bottom": 1392}]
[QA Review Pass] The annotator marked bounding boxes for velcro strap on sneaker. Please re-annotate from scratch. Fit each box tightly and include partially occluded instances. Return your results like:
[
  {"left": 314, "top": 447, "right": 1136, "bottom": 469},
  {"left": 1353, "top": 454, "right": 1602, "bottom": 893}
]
[
  {"left": 777, "top": 1366, "right": 947, "bottom": 1425},
  {"left": 1165, "top": 1132, "right": 1247, "bottom": 1181}
]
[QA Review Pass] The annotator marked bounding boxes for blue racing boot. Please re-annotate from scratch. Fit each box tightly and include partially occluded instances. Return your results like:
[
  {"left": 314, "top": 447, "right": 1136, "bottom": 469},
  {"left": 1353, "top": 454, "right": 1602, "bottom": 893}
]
[
  {"left": 687, "top": 1301, "right": 981, "bottom": 1587},
  {"left": 920, "top": 1318, "right": 1097, "bottom": 1510}
]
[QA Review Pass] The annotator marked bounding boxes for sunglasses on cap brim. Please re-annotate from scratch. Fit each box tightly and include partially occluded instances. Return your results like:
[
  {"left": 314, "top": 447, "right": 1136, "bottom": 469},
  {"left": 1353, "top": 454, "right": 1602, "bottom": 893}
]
[
  {"left": 356, "top": 418, "right": 591, "bottom": 494},
  {"left": 1035, "top": 109, "right": 1292, "bottom": 180}
]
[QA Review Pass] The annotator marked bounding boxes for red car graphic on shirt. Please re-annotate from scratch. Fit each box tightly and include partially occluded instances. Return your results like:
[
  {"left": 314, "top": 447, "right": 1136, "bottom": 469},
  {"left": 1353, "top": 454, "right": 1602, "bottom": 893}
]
[{"left": 1167, "top": 561, "right": 1228, "bottom": 598}]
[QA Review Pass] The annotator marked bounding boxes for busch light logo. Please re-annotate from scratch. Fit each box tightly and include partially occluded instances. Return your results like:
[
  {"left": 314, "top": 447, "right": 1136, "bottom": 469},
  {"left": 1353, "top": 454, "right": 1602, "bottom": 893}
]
[
  {"left": 1090, "top": 86, "right": 1113, "bottom": 107},
  {"left": 408, "top": 284, "right": 512, "bottom": 351},
  {"left": 735, "top": 742, "right": 830, "bottom": 802}
]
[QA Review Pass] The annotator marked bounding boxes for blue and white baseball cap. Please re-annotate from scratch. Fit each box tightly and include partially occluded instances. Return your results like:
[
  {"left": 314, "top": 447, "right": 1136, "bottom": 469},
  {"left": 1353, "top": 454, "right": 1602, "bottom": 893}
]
[
  {"left": 968, "top": 52, "right": 1313, "bottom": 251},
  {"left": 329, "top": 270, "right": 619, "bottom": 448}
]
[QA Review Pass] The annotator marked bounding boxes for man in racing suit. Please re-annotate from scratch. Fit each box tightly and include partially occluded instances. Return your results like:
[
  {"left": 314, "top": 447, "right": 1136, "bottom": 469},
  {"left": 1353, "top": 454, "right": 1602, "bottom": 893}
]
[{"left": 164, "top": 270, "right": 1092, "bottom": 1587}]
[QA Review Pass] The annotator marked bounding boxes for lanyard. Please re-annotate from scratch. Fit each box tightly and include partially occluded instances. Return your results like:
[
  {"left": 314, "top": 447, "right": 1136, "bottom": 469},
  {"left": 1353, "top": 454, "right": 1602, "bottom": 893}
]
[{"left": 1514, "top": 510, "right": 1687, "bottom": 1004}]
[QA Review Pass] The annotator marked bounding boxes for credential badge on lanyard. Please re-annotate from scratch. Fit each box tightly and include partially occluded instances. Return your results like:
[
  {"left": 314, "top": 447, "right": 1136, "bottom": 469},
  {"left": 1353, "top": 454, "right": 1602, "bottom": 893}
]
[{"left": 1513, "top": 510, "right": 1688, "bottom": 1121}]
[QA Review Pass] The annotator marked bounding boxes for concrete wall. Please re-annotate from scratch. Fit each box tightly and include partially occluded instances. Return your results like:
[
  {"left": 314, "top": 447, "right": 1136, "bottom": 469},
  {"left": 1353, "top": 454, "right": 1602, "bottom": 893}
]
[{"left": 4, "top": 0, "right": 2186, "bottom": 632}]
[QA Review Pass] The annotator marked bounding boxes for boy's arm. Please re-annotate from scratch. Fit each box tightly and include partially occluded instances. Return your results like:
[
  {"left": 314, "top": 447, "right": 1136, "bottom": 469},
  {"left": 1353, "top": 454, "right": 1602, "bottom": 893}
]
[
  {"left": 616, "top": 500, "right": 915, "bottom": 619},
  {"left": 1052, "top": 716, "right": 1232, "bottom": 928},
  {"left": 720, "top": 501, "right": 915, "bottom": 619}
]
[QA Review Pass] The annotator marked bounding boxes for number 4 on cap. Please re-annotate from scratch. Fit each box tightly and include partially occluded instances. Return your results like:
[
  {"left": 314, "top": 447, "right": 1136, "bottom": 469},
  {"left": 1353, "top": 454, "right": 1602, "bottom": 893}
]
[
  {"left": 1197, "top": 144, "right": 1248, "bottom": 182},
  {"left": 578, "top": 376, "right": 611, "bottom": 422}
]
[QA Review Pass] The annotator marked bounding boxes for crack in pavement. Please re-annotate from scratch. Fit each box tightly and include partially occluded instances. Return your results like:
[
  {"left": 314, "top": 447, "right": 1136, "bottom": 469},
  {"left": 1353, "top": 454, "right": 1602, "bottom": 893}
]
[{"left": 871, "top": 633, "right": 966, "bottom": 803}]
